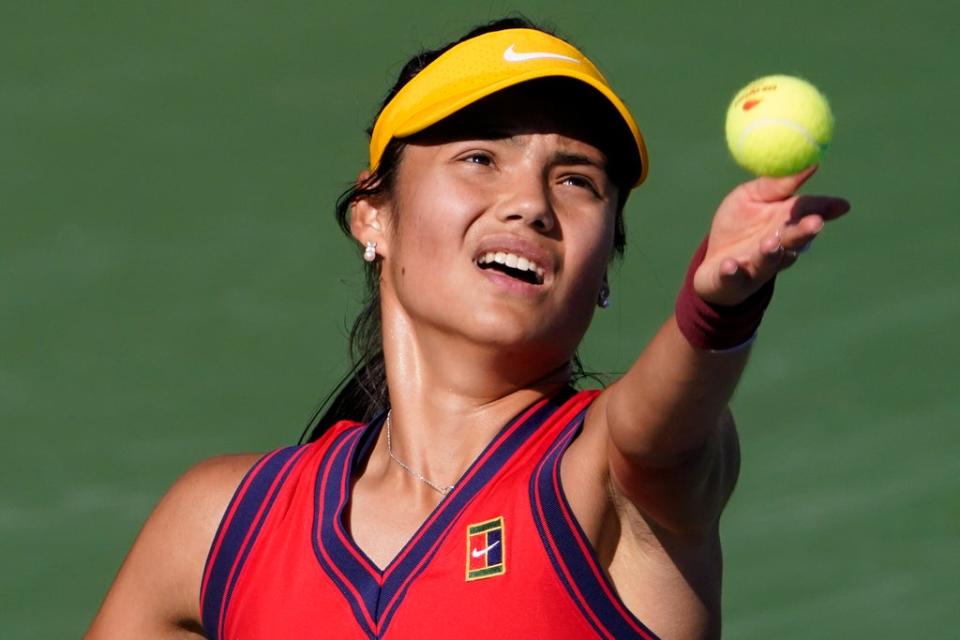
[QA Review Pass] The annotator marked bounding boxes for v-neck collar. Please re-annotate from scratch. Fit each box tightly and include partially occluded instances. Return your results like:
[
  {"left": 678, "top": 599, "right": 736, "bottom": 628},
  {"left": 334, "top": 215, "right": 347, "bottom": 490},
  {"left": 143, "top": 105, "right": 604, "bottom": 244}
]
[{"left": 311, "top": 387, "right": 575, "bottom": 638}]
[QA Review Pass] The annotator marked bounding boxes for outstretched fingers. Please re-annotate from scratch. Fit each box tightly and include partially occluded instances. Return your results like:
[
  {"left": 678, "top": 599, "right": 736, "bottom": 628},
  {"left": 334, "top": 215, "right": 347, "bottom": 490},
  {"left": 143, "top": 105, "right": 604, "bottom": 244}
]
[
  {"left": 702, "top": 168, "right": 851, "bottom": 303},
  {"left": 791, "top": 194, "right": 851, "bottom": 222},
  {"left": 779, "top": 194, "right": 851, "bottom": 259},
  {"left": 780, "top": 213, "right": 824, "bottom": 251}
]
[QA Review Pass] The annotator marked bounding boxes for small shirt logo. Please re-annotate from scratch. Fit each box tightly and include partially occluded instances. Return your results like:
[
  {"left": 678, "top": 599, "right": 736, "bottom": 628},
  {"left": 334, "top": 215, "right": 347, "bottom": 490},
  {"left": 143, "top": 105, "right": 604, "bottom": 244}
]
[
  {"left": 502, "top": 44, "right": 581, "bottom": 64},
  {"left": 466, "top": 516, "right": 506, "bottom": 580}
]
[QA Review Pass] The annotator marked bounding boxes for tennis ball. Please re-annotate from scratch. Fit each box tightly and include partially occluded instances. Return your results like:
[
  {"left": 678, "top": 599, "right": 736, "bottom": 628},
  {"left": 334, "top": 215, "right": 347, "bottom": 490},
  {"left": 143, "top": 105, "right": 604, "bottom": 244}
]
[{"left": 725, "top": 75, "right": 833, "bottom": 177}]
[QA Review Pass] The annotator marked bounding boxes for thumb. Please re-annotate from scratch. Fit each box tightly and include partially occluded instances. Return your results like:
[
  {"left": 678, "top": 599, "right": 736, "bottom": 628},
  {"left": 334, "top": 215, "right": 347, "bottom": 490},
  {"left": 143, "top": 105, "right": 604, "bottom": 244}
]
[{"left": 746, "top": 164, "right": 818, "bottom": 202}]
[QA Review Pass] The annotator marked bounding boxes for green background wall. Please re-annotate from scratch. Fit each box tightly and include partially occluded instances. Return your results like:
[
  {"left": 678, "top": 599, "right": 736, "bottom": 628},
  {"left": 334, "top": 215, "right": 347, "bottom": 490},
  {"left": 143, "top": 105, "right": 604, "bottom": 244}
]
[{"left": 2, "top": 1, "right": 957, "bottom": 636}]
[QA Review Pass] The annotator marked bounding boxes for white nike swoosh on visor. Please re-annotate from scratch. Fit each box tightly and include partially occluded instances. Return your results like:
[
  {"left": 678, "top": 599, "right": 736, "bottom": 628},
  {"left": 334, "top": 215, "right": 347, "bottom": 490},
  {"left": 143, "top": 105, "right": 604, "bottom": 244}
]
[
  {"left": 503, "top": 44, "right": 581, "bottom": 64},
  {"left": 471, "top": 540, "right": 501, "bottom": 558}
]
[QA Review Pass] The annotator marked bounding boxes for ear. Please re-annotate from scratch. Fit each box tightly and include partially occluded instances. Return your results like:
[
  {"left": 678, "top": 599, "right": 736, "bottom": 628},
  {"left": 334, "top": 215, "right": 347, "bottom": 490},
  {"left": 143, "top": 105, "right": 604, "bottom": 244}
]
[{"left": 349, "top": 169, "right": 390, "bottom": 257}]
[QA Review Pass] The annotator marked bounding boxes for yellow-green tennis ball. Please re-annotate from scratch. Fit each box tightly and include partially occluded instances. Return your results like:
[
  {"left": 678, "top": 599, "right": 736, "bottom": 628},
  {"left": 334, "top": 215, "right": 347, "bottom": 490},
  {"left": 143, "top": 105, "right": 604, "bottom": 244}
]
[{"left": 725, "top": 75, "right": 833, "bottom": 177}]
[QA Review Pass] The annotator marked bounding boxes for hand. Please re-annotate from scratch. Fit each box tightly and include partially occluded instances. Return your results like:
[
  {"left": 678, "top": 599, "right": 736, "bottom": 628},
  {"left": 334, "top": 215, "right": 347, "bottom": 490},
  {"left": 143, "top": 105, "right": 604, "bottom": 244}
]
[{"left": 694, "top": 165, "right": 851, "bottom": 306}]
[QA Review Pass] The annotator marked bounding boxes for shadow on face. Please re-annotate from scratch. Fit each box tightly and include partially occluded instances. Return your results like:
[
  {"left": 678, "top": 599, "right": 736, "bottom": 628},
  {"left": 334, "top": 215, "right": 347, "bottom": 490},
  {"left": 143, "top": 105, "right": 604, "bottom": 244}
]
[{"left": 405, "top": 78, "right": 640, "bottom": 195}]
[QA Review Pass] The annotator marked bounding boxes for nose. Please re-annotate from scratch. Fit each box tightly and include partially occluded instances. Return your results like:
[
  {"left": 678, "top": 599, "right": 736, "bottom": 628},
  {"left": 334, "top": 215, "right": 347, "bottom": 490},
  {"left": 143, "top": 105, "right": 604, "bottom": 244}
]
[{"left": 495, "top": 173, "right": 555, "bottom": 233}]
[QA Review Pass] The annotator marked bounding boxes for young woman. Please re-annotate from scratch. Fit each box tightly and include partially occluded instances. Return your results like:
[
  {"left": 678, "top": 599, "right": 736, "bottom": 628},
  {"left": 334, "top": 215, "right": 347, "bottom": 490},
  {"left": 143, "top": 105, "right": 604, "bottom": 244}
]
[{"left": 87, "top": 18, "right": 849, "bottom": 639}]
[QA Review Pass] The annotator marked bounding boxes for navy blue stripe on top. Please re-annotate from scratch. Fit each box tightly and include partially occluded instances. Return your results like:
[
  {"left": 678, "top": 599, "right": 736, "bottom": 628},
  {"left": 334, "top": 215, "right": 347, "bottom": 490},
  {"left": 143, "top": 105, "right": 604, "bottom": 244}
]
[
  {"left": 311, "top": 422, "right": 381, "bottom": 639},
  {"left": 201, "top": 445, "right": 307, "bottom": 640},
  {"left": 530, "top": 416, "right": 660, "bottom": 640}
]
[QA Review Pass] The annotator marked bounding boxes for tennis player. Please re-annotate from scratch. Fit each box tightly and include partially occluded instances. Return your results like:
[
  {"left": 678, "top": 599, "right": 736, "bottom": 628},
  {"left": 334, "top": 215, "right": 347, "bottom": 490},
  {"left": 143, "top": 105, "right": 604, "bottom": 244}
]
[{"left": 87, "top": 18, "right": 849, "bottom": 639}]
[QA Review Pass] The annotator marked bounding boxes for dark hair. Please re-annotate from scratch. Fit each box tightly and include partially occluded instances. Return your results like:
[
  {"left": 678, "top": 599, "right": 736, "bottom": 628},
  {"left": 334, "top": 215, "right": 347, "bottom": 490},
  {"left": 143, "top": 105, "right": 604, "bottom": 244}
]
[{"left": 303, "top": 17, "right": 631, "bottom": 442}]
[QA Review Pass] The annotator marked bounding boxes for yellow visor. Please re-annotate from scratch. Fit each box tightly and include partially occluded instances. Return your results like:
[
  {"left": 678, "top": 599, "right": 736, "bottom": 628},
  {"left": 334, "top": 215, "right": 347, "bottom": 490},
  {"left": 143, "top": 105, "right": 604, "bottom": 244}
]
[{"left": 368, "top": 28, "right": 648, "bottom": 186}]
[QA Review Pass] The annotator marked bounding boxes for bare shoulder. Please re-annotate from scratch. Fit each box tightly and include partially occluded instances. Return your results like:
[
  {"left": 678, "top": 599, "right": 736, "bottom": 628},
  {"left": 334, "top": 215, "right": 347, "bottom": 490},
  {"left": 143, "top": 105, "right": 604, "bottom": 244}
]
[{"left": 85, "top": 453, "right": 262, "bottom": 639}]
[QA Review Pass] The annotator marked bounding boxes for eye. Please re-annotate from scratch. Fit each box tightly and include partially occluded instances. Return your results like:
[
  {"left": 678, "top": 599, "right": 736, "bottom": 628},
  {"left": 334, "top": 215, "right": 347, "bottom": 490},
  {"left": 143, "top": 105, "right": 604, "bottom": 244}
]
[
  {"left": 559, "top": 174, "right": 600, "bottom": 195},
  {"left": 460, "top": 151, "right": 493, "bottom": 166}
]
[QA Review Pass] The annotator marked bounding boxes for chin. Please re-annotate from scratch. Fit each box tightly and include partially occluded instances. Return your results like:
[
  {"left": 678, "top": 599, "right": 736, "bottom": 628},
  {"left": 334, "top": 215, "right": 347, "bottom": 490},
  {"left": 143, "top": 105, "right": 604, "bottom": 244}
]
[{"left": 465, "top": 307, "right": 585, "bottom": 362}]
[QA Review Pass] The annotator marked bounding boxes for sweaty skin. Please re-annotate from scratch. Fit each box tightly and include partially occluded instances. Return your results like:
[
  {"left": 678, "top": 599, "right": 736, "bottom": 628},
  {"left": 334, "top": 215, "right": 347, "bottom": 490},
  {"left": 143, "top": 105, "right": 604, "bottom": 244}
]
[{"left": 86, "top": 89, "right": 849, "bottom": 639}]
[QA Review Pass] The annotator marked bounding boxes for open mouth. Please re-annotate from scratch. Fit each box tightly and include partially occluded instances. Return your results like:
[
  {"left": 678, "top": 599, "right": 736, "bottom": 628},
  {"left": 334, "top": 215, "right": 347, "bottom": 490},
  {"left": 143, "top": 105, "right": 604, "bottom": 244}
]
[{"left": 476, "top": 251, "right": 545, "bottom": 285}]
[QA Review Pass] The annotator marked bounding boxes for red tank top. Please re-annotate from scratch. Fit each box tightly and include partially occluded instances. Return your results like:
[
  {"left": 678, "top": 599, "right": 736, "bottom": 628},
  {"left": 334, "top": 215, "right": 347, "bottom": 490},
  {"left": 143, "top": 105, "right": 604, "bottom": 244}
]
[{"left": 200, "top": 388, "right": 659, "bottom": 639}]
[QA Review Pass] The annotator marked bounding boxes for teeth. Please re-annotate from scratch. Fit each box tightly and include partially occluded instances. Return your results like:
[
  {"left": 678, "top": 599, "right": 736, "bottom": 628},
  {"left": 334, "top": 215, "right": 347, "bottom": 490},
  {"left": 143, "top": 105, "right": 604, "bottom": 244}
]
[{"left": 477, "top": 250, "right": 546, "bottom": 281}]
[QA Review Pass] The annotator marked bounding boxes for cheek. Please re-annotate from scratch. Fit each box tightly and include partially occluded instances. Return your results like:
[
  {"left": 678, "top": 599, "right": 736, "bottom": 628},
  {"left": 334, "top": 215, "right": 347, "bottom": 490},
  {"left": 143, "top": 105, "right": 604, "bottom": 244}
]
[
  {"left": 395, "top": 175, "right": 494, "bottom": 270},
  {"left": 549, "top": 215, "right": 615, "bottom": 324},
  {"left": 565, "top": 212, "right": 616, "bottom": 279},
  {"left": 384, "top": 184, "right": 480, "bottom": 299},
  {"left": 393, "top": 173, "right": 484, "bottom": 247}
]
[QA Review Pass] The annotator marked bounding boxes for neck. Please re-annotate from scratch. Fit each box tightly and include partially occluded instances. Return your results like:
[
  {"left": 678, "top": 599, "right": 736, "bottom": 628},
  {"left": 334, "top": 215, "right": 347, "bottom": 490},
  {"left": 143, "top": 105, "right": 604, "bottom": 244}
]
[{"left": 374, "top": 292, "right": 571, "bottom": 489}]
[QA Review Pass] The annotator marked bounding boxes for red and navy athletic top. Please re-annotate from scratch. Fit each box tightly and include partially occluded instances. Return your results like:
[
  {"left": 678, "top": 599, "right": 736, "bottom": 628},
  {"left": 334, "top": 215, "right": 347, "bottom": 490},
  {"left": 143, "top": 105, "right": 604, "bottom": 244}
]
[{"left": 200, "top": 388, "right": 660, "bottom": 639}]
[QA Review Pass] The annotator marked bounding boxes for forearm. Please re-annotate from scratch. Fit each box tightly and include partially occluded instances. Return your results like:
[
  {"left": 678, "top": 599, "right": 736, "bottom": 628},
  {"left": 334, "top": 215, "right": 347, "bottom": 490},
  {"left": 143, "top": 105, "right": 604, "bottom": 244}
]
[
  {"left": 605, "top": 316, "right": 749, "bottom": 467},
  {"left": 604, "top": 233, "right": 771, "bottom": 467}
]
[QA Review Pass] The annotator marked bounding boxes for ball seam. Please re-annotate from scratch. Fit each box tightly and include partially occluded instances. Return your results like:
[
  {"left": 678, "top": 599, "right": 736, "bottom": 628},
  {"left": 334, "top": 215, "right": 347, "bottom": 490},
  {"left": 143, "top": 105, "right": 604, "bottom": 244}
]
[{"left": 736, "top": 117, "right": 823, "bottom": 154}]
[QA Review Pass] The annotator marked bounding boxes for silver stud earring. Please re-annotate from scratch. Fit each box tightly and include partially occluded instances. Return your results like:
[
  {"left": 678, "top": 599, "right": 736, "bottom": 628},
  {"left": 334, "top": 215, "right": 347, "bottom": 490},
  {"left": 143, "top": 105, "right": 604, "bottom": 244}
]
[
  {"left": 363, "top": 241, "right": 377, "bottom": 262},
  {"left": 598, "top": 283, "right": 611, "bottom": 309}
]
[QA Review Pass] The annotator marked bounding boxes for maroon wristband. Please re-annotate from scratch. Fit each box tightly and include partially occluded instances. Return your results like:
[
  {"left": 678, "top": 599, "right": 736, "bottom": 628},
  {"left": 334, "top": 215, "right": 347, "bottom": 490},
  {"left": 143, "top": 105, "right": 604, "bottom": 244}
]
[{"left": 674, "top": 236, "right": 776, "bottom": 351}]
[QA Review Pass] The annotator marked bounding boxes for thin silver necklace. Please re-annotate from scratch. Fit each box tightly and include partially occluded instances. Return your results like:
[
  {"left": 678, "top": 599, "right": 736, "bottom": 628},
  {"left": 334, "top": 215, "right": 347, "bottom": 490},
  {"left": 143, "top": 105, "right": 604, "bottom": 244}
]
[{"left": 385, "top": 411, "right": 456, "bottom": 496}]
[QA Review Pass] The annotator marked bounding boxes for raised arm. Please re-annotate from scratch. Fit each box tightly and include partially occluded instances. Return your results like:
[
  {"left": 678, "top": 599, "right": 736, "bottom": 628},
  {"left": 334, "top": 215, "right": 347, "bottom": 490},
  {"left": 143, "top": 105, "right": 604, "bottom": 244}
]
[{"left": 592, "top": 167, "right": 850, "bottom": 532}]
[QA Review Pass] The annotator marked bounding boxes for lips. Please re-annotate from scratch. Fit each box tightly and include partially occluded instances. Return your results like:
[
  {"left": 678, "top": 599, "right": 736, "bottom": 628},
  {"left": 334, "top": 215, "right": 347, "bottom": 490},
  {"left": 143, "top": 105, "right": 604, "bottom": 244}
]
[
  {"left": 472, "top": 236, "right": 554, "bottom": 288},
  {"left": 476, "top": 250, "right": 545, "bottom": 284}
]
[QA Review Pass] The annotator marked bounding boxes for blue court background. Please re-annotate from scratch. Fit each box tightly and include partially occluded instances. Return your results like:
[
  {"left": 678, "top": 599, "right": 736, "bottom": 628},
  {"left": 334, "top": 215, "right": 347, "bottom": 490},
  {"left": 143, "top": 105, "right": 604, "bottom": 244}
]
[{"left": 2, "top": 1, "right": 958, "bottom": 637}]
